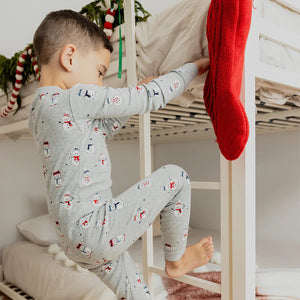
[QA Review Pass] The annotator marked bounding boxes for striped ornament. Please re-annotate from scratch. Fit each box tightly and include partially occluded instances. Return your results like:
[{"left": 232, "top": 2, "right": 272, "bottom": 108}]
[{"left": 0, "top": 46, "right": 40, "bottom": 118}]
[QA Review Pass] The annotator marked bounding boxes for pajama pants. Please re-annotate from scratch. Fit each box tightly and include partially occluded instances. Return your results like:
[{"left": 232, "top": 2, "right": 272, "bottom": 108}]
[{"left": 65, "top": 164, "right": 191, "bottom": 300}]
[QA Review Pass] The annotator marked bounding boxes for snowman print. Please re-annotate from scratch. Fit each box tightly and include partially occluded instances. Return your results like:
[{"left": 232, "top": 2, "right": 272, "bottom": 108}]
[
  {"left": 50, "top": 93, "right": 59, "bottom": 107},
  {"left": 83, "top": 170, "right": 92, "bottom": 185},
  {"left": 43, "top": 141, "right": 50, "bottom": 159},
  {"left": 87, "top": 138, "right": 94, "bottom": 153},
  {"left": 62, "top": 112, "right": 75, "bottom": 130},
  {"left": 63, "top": 193, "right": 73, "bottom": 209},
  {"left": 72, "top": 147, "right": 80, "bottom": 165},
  {"left": 53, "top": 170, "right": 62, "bottom": 188}
]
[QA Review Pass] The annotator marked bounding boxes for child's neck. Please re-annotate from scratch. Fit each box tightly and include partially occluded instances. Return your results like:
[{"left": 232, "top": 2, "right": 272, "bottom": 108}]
[{"left": 39, "top": 65, "right": 68, "bottom": 90}]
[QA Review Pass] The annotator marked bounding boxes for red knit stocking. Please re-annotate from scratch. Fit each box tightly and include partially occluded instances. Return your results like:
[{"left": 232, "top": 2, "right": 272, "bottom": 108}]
[{"left": 203, "top": 0, "right": 252, "bottom": 161}]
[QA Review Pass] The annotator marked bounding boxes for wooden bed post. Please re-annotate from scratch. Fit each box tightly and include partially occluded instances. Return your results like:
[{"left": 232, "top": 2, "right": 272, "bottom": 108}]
[
  {"left": 221, "top": 3, "right": 258, "bottom": 299},
  {"left": 123, "top": 0, "right": 154, "bottom": 294},
  {"left": 220, "top": 156, "right": 232, "bottom": 299}
]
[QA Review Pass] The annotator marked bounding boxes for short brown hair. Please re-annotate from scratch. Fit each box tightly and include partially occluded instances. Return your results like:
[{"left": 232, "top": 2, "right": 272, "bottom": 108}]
[{"left": 33, "top": 9, "right": 113, "bottom": 67}]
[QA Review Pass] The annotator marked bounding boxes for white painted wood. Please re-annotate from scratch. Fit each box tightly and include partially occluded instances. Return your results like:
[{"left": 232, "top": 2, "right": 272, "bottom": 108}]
[
  {"left": 231, "top": 3, "right": 258, "bottom": 298},
  {"left": 149, "top": 265, "right": 221, "bottom": 294},
  {"left": 220, "top": 156, "right": 232, "bottom": 300},
  {"left": 140, "top": 112, "right": 154, "bottom": 292},
  {"left": 0, "top": 120, "right": 28, "bottom": 135},
  {"left": 123, "top": 0, "right": 154, "bottom": 293},
  {"left": 256, "top": 107, "right": 300, "bottom": 121},
  {"left": 256, "top": 63, "right": 300, "bottom": 90},
  {"left": 259, "top": 19, "right": 300, "bottom": 51},
  {"left": 191, "top": 181, "right": 220, "bottom": 190},
  {"left": 110, "top": 24, "right": 126, "bottom": 43},
  {"left": 105, "top": 57, "right": 127, "bottom": 78},
  {"left": 123, "top": 0, "right": 137, "bottom": 87},
  {"left": 274, "top": 0, "right": 300, "bottom": 14},
  {"left": 0, "top": 281, "right": 29, "bottom": 300}
]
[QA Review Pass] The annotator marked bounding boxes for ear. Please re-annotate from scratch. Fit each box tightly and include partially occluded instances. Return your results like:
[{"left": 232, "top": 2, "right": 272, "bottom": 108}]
[{"left": 59, "top": 44, "right": 77, "bottom": 72}]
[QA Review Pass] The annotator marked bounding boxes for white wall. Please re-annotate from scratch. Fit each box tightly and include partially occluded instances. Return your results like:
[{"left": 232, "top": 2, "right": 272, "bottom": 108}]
[
  {"left": 256, "top": 130, "right": 300, "bottom": 245},
  {"left": 1, "top": 129, "right": 299, "bottom": 264},
  {"left": 0, "top": 139, "right": 47, "bottom": 263},
  {"left": 0, "top": 0, "right": 184, "bottom": 58},
  {"left": 0, "top": 0, "right": 89, "bottom": 58}
]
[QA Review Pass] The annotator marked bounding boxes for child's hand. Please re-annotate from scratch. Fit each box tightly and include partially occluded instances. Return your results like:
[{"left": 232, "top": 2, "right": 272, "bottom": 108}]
[
  {"left": 138, "top": 76, "right": 158, "bottom": 85},
  {"left": 193, "top": 58, "right": 210, "bottom": 75}
]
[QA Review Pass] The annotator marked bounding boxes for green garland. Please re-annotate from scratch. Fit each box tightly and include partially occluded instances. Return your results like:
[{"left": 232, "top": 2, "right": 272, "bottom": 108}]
[
  {"left": 79, "top": 0, "right": 151, "bottom": 27},
  {"left": 0, "top": 0, "right": 151, "bottom": 104},
  {"left": 0, "top": 44, "right": 37, "bottom": 113}
]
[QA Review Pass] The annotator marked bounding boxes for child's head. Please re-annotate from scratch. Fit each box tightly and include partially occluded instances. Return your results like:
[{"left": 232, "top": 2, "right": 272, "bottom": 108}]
[{"left": 33, "top": 9, "right": 113, "bottom": 88}]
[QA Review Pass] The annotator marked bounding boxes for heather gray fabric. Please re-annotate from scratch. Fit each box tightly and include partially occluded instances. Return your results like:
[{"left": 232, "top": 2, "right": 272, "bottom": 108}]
[{"left": 29, "top": 62, "right": 198, "bottom": 299}]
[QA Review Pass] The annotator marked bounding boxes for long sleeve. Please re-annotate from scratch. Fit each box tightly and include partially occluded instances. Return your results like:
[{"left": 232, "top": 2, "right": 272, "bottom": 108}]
[
  {"left": 101, "top": 115, "right": 131, "bottom": 139},
  {"left": 69, "top": 62, "right": 198, "bottom": 136}
]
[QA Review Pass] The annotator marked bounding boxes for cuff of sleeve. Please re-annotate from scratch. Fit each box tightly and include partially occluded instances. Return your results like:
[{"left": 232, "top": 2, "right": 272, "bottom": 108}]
[
  {"left": 170, "top": 63, "right": 199, "bottom": 88},
  {"left": 152, "top": 71, "right": 186, "bottom": 104}
]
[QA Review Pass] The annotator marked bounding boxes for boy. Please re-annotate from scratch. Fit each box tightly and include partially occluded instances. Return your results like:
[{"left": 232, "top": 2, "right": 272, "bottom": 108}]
[{"left": 30, "top": 9, "right": 214, "bottom": 299}]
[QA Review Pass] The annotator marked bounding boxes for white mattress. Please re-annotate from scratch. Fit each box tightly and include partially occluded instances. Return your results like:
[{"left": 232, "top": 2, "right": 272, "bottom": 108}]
[{"left": 2, "top": 228, "right": 300, "bottom": 299}]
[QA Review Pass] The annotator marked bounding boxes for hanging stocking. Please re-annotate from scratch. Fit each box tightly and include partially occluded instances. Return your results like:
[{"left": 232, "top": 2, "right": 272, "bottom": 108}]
[{"left": 203, "top": 0, "right": 252, "bottom": 161}]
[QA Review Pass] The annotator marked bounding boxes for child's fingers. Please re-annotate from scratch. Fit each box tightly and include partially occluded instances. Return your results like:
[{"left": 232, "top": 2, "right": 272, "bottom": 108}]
[{"left": 198, "top": 58, "right": 210, "bottom": 75}]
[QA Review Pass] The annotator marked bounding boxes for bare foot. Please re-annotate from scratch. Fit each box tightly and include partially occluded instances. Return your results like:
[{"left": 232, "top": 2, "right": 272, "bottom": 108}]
[{"left": 165, "top": 236, "right": 214, "bottom": 279}]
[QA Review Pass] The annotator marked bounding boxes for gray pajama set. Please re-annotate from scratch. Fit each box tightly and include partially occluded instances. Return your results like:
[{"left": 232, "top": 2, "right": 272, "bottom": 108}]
[{"left": 29, "top": 62, "right": 198, "bottom": 300}]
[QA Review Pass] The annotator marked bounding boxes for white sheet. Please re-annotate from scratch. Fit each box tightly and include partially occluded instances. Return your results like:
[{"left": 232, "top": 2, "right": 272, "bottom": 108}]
[{"left": 2, "top": 227, "right": 300, "bottom": 299}]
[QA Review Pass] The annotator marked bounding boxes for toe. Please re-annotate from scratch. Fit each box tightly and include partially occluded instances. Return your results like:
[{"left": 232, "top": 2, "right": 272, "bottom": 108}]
[{"left": 199, "top": 236, "right": 211, "bottom": 246}]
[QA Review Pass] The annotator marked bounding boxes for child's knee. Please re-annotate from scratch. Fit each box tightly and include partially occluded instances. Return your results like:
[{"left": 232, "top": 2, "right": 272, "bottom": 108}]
[{"left": 163, "top": 164, "right": 190, "bottom": 183}]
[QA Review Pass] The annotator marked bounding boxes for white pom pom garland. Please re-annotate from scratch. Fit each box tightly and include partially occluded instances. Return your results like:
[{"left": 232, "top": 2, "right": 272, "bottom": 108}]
[
  {"left": 105, "top": 14, "right": 114, "bottom": 23},
  {"left": 103, "top": 28, "right": 113, "bottom": 37}
]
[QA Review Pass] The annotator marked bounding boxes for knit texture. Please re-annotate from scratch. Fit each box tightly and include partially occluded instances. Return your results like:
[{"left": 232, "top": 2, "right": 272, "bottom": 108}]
[{"left": 203, "top": 0, "right": 252, "bottom": 160}]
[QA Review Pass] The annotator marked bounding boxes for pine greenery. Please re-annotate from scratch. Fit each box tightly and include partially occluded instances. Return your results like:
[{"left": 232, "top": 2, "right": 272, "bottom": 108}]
[{"left": 0, "top": 0, "right": 151, "bottom": 109}]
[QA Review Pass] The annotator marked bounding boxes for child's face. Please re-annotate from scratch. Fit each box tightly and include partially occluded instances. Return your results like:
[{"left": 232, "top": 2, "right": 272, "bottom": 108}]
[{"left": 71, "top": 46, "right": 111, "bottom": 87}]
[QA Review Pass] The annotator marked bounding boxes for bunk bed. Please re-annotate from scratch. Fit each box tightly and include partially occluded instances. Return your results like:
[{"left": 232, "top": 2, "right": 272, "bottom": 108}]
[{"left": 1, "top": 0, "right": 300, "bottom": 299}]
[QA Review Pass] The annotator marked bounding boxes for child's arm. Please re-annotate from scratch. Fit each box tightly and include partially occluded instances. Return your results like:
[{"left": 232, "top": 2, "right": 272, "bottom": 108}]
[
  {"left": 101, "top": 76, "right": 159, "bottom": 138},
  {"left": 69, "top": 61, "right": 207, "bottom": 136}
]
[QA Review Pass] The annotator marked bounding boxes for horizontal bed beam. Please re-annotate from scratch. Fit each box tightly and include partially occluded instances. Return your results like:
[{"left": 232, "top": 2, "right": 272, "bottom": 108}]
[
  {"left": 0, "top": 119, "right": 28, "bottom": 135},
  {"left": 256, "top": 63, "right": 300, "bottom": 90},
  {"left": 191, "top": 181, "right": 220, "bottom": 190},
  {"left": 274, "top": 0, "right": 300, "bottom": 14},
  {"left": 259, "top": 19, "right": 300, "bottom": 52},
  {"left": 0, "top": 281, "right": 32, "bottom": 300}
]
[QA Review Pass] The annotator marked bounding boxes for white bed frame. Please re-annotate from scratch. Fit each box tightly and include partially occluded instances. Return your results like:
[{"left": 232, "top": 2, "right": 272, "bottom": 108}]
[
  {"left": 122, "top": 0, "right": 300, "bottom": 299},
  {"left": 1, "top": 0, "right": 300, "bottom": 299}
]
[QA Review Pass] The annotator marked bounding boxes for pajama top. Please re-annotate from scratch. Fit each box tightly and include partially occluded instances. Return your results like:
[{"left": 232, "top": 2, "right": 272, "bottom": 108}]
[{"left": 28, "top": 62, "right": 199, "bottom": 237}]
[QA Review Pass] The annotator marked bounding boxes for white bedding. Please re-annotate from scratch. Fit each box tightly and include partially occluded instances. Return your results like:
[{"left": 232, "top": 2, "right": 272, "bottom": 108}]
[{"left": 2, "top": 227, "right": 300, "bottom": 299}]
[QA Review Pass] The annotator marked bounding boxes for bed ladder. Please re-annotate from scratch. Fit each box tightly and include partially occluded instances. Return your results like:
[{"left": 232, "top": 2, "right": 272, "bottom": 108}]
[{"left": 123, "top": 0, "right": 256, "bottom": 299}]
